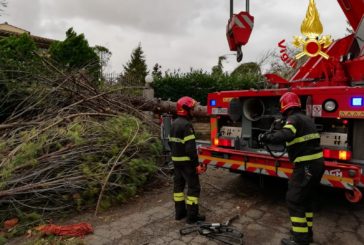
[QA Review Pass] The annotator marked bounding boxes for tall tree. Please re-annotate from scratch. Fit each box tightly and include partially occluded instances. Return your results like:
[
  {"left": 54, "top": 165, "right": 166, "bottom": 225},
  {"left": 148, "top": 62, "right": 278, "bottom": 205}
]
[
  {"left": 49, "top": 28, "right": 101, "bottom": 83},
  {"left": 231, "top": 62, "right": 261, "bottom": 77},
  {"left": 0, "top": 33, "right": 38, "bottom": 80},
  {"left": 122, "top": 43, "right": 148, "bottom": 84},
  {"left": 94, "top": 45, "right": 111, "bottom": 75},
  {"left": 152, "top": 63, "right": 162, "bottom": 79},
  {"left": 0, "top": 34, "right": 39, "bottom": 120},
  {"left": 211, "top": 56, "right": 226, "bottom": 77},
  {"left": 263, "top": 46, "right": 306, "bottom": 80}
]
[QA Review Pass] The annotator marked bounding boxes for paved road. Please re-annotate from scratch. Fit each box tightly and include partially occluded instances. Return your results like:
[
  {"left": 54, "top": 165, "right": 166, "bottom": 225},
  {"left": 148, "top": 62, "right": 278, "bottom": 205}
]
[{"left": 80, "top": 168, "right": 364, "bottom": 245}]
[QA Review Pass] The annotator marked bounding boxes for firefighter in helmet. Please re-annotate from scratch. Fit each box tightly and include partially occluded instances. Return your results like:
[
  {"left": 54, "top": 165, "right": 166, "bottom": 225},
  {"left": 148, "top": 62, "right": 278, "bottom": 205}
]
[
  {"left": 169, "top": 96, "right": 206, "bottom": 224},
  {"left": 259, "top": 92, "right": 324, "bottom": 245}
]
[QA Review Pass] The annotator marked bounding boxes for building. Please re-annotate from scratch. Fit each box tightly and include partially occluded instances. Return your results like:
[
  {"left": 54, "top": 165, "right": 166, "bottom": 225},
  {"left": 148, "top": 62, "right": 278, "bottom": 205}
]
[{"left": 0, "top": 22, "right": 55, "bottom": 49}]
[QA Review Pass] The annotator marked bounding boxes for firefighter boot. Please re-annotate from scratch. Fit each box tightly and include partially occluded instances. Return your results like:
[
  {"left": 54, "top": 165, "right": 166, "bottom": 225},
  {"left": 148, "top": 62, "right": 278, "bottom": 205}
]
[
  {"left": 281, "top": 237, "right": 309, "bottom": 245},
  {"left": 308, "top": 227, "right": 314, "bottom": 243},
  {"left": 282, "top": 231, "right": 311, "bottom": 245},
  {"left": 175, "top": 201, "right": 187, "bottom": 220},
  {"left": 289, "top": 229, "right": 313, "bottom": 244},
  {"left": 186, "top": 204, "right": 205, "bottom": 224}
]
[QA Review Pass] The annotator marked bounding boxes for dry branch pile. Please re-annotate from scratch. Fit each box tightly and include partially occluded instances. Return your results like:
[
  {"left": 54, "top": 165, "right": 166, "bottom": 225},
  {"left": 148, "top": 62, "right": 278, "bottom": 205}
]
[{"left": 0, "top": 65, "right": 163, "bottom": 226}]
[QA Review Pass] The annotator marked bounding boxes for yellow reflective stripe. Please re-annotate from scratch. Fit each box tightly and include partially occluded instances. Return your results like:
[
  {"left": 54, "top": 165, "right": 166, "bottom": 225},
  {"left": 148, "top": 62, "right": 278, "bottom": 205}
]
[
  {"left": 184, "top": 134, "right": 196, "bottom": 142},
  {"left": 186, "top": 196, "right": 199, "bottom": 205},
  {"left": 169, "top": 135, "right": 195, "bottom": 144},
  {"left": 292, "top": 227, "right": 309, "bottom": 233},
  {"left": 287, "top": 133, "right": 320, "bottom": 146},
  {"left": 306, "top": 212, "right": 313, "bottom": 218},
  {"left": 307, "top": 222, "right": 313, "bottom": 227},
  {"left": 173, "top": 192, "right": 185, "bottom": 202},
  {"left": 294, "top": 152, "right": 323, "bottom": 163},
  {"left": 172, "top": 156, "right": 191, "bottom": 161},
  {"left": 169, "top": 137, "right": 183, "bottom": 143},
  {"left": 284, "top": 124, "right": 297, "bottom": 134},
  {"left": 291, "top": 217, "right": 307, "bottom": 223}
]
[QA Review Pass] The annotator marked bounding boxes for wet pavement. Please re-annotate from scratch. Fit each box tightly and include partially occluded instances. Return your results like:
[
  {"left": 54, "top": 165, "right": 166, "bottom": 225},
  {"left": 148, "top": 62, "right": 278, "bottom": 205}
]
[{"left": 81, "top": 168, "right": 364, "bottom": 245}]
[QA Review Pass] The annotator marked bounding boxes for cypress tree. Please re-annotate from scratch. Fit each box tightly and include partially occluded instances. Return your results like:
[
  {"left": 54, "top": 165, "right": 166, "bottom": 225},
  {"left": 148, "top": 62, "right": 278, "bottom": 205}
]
[{"left": 122, "top": 43, "right": 148, "bottom": 84}]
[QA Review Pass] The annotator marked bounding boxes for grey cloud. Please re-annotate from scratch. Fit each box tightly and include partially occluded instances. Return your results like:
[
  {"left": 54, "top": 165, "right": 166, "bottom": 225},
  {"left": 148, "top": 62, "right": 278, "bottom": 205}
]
[
  {"left": 1, "top": 0, "right": 349, "bottom": 73},
  {"left": 2, "top": 0, "right": 42, "bottom": 33},
  {"left": 39, "top": 0, "right": 216, "bottom": 35}
]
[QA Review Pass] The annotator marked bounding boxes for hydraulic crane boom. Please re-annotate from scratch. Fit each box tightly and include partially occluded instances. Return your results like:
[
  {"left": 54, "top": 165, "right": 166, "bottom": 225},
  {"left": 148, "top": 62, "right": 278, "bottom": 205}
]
[{"left": 338, "top": 0, "right": 364, "bottom": 31}]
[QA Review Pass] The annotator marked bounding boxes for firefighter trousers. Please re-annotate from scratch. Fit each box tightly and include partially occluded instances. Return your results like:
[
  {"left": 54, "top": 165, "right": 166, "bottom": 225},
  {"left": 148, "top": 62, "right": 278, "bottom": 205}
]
[
  {"left": 173, "top": 163, "right": 201, "bottom": 220},
  {"left": 286, "top": 159, "right": 324, "bottom": 244}
]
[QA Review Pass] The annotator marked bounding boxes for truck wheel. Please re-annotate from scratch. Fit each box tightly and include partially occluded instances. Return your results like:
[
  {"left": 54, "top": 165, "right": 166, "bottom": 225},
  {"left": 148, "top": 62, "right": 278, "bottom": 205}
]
[{"left": 344, "top": 187, "right": 362, "bottom": 203}]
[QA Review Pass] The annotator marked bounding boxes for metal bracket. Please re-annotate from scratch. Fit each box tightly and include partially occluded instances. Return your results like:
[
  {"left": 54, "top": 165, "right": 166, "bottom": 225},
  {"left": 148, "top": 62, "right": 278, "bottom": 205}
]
[
  {"left": 243, "top": 156, "right": 248, "bottom": 171},
  {"left": 275, "top": 160, "right": 280, "bottom": 176}
]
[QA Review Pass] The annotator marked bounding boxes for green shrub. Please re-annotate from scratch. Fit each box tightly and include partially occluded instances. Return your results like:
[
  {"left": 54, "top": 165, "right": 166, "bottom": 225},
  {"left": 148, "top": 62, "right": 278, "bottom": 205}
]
[
  {"left": 0, "top": 115, "right": 162, "bottom": 222},
  {"left": 153, "top": 68, "right": 263, "bottom": 105}
]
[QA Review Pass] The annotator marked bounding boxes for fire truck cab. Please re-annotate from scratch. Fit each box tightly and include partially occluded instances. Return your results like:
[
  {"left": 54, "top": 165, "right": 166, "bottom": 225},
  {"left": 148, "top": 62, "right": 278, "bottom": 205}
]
[{"left": 199, "top": 0, "right": 364, "bottom": 203}]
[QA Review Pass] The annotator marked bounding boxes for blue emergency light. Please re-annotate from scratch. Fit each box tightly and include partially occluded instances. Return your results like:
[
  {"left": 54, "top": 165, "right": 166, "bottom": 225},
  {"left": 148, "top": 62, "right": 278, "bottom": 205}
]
[
  {"left": 210, "top": 99, "right": 217, "bottom": 106},
  {"left": 351, "top": 97, "right": 363, "bottom": 107}
]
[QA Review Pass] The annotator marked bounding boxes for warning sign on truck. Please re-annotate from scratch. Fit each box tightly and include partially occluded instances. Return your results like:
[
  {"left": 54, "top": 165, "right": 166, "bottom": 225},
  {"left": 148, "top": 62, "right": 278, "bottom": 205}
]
[{"left": 312, "top": 105, "right": 322, "bottom": 117}]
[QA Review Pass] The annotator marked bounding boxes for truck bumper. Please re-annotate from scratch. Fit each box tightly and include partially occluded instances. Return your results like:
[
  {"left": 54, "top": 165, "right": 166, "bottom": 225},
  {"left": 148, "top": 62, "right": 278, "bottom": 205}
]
[{"left": 198, "top": 146, "right": 362, "bottom": 192}]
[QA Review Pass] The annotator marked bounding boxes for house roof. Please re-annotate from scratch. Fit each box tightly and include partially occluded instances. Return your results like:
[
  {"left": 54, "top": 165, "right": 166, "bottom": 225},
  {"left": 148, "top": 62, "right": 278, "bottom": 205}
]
[
  {"left": 0, "top": 22, "right": 56, "bottom": 49},
  {"left": 0, "top": 22, "right": 30, "bottom": 34}
]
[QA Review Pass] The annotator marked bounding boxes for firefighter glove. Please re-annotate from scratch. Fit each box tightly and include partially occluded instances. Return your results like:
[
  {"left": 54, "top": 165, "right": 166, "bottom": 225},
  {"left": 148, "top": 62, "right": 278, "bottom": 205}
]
[
  {"left": 272, "top": 118, "right": 285, "bottom": 130},
  {"left": 258, "top": 133, "right": 268, "bottom": 143},
  {"left": 196, "top": 163, "right": 207, "bottom": 175}
]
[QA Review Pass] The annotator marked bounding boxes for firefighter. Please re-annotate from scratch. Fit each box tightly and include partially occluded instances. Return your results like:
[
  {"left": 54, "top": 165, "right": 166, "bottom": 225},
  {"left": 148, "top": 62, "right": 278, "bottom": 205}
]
[
  {"left": 259, "top": 92, "right": 324, "bottom": 245},
  {"left": 169, "top": 96, "right": 206, "bottom": 224}
]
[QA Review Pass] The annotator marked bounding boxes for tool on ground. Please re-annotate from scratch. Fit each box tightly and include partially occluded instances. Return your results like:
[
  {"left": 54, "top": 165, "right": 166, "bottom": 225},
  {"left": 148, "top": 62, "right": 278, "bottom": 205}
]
[{"left": 180, "top": 214, "right": 243, "bottom": 245}]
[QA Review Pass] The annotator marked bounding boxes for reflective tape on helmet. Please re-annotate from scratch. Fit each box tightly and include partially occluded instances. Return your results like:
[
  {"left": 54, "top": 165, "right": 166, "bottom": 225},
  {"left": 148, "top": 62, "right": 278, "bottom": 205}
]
[
  {"left": 287, "top": 133, "right": 320, "bottom": 146},
  {"left": 283, "top": 124, "right": 297, "bottom": 135},
  {"left": 280, "top": 92, "right": 301, "bottom": 113},
  {"left": 173, "top": 192, "right": 185, "bottom": 202},
  {"left": 177, "top": 96, "right": 196, "bottom": 116},
  {"left": 294, "top": 152, "right": 323, "bottom": 163},
  {"left": 186, "top": 196, "right": 199, "bottom": 205},
  {"left": 172, "top": 156, "right": 191, "bottom": 161}
]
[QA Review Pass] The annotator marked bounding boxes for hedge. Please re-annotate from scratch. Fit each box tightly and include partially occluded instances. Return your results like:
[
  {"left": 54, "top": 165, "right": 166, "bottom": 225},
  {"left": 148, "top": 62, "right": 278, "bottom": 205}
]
[{"left": 153, "top": 68, "right": 263, "bottom": 105}]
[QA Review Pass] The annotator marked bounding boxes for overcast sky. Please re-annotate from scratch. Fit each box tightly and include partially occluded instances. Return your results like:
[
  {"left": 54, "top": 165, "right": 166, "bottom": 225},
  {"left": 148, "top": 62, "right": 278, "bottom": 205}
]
[{"left": 1, "top": 0, "right": 348, "bottom": 74}]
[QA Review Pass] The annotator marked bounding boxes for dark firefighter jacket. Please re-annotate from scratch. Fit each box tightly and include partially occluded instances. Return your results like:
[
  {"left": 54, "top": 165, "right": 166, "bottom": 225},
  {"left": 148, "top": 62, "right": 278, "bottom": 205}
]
[
  {"left": 169, "top": 116, "right": 198, "bottom": 166},
  {"left": 264, "top": 111, "right": 323, "bottom": 163}
]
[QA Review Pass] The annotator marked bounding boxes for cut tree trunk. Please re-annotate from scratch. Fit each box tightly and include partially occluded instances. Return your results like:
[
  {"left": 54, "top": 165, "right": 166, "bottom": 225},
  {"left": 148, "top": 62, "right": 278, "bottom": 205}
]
[{"left": 129, "top": 97, "right": 208, "bottom": 118}]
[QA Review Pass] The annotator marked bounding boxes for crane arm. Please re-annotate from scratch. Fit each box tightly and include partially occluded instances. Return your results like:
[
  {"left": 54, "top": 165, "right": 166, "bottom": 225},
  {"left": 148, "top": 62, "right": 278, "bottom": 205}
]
[{"left": 337, "top": 0, "right": 364, "bottom": 32}]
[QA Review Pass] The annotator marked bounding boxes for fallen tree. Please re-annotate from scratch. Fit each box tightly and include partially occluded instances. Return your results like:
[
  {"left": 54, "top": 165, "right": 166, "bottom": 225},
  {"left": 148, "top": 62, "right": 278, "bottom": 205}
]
[
  {"left": 128, "top": 96, "right": 207, "bottom": 118},
  {"left": 0, "top": 62, "right": 167, "bottom": 234}
]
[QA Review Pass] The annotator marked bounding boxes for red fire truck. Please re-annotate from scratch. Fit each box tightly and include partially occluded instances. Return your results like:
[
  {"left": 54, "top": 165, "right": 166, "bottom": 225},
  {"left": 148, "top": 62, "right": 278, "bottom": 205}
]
[{"left": 198, "top": 0, "right": 364, "bottom": 203}]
